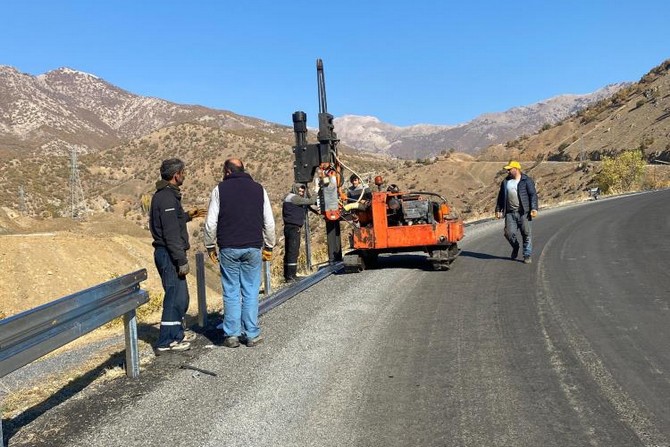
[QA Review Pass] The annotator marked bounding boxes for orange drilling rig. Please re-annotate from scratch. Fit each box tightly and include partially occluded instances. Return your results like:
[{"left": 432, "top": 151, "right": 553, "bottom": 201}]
[{"left": 291, "top": 59, "right": 464, "bottom": 272}]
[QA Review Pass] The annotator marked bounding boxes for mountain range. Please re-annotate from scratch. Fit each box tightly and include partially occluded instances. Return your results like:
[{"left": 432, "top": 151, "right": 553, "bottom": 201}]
[
  {"left": 0, "top": 65, "right": 281, "bottom": 157},
  {"left": 333, "top": 84, "right": 627, "bottom": 159},
  {"left": 1, "top": 64, "right": 625, "bottom": 160},
  {"left": 0, "top": 59, "right": 669, "bottom": 223}
]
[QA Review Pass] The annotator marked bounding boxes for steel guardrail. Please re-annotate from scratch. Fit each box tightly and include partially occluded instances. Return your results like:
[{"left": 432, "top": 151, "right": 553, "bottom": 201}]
[
  {"left": 195, "top": 255, "right": 342, "bottom": 326},
  {"left": 0, "top": 269, "right": 149, "bottom": 447},
  {"left": 0, "top": 269, "right": 149, "bottom": 379},
  {"left": 259, "top": 262, "right": 343, "bottom": 315}
]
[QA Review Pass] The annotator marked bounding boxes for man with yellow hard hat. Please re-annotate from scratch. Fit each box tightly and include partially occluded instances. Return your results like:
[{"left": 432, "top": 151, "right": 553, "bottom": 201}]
[{"left": 495, "top": 160, "right": 538, "bottom": 264}]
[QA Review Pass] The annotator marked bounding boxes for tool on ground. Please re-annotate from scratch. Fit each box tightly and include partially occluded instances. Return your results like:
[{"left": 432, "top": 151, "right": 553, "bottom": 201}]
[{"left": 180, "top": 364, "right": 217, "bottom": 377}]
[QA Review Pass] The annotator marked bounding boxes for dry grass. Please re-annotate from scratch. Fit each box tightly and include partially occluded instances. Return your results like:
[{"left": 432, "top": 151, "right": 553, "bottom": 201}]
[
  {"left": 103, "top": 290, "right": 164, "bottom": 330},
  {"left": 1, "top": 337, "right": 154, "bottom": 418}
]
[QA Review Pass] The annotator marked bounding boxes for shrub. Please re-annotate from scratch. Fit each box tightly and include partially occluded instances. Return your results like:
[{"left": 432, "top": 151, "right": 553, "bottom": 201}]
[{"left": 596, "top": 150, "right": 645, "bottom": 193}]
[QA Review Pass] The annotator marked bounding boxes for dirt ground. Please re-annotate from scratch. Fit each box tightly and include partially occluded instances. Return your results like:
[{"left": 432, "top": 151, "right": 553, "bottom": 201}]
[
  {"left": 0, "top": 210, "right": 266, "bottom": 424},
  {"left": 0, "top": 211, "right": 222, "bottom": 319}
]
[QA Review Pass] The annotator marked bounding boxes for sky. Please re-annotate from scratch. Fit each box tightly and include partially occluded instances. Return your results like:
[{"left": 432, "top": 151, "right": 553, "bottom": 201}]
[{"left": 1, "top": 1, "right": 669, "bottom": 127}]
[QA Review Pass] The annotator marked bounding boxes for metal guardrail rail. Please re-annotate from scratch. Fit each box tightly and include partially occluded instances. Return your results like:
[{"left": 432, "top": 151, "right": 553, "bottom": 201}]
[
  {"left": 194, "top": 254, "right": 342, "bottom": 326},
  {"left": 0, "top": 269, "right": 149, "bottom": 379},
  {"left": 0, "top": 269, "right": 149, "bottom": 446},
  {"left": 259, "top": 262, "right": 343, "bottom": 315}
]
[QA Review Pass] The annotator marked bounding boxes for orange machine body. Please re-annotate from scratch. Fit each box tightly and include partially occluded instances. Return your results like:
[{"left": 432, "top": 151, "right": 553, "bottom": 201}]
[{"left": 351, "top": 191, "right": 464, "bottom": 251}]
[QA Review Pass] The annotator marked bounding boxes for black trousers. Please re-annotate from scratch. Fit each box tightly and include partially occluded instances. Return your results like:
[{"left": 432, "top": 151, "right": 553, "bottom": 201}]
[
  {"left": 283, "top": 223, "right": 302, "bottom": 280},
  {"left": 154, "top": 246, "right": 189, "bottom": 347}
]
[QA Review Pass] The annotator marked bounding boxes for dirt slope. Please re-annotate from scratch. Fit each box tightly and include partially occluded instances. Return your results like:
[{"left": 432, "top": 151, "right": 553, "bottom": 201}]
[{"left": 0, "top": 212, "right": 221, "bottom": 319}]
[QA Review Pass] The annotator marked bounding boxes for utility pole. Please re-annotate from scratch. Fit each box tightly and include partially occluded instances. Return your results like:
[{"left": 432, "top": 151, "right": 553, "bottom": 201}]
[
  {"left": 69, "top": 147, "right": 85, "bottom": 218},
  {"left": 18, "top": 185, "right": 26, "bottom": 215}
]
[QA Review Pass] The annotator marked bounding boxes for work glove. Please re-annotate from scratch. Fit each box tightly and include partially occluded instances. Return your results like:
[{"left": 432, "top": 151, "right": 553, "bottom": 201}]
[
  {"left": 187, "top": 208, "right": 207, "bottom": 219},
  {"left": 495, "top": 211, "right": 502, "bottom": 219},
  {"left": 530, "top": 210, "right": 538, "bottom": 218},
  {"left": 262, "top": 247, "right": 273, "bottom": 262},
  {"left": 207, "top": 247, "right": 218, "bottom": 264},
  {"left": 178, "top": 262, "right": 190, "bottom": 277}
]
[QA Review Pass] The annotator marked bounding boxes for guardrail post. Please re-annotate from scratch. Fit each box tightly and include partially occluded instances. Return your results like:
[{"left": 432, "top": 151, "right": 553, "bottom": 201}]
[
  {"left": 196, "top": 252, "right": 207, "bottom": 328},
  {"left": 263, "top": 261, "right": 272, "bottom": 296},
  {"left": 304, "top": 209, "right": 313, "bottom": 271},
  {"left": 123, "top": 309, "right": 140, "bottom": 379}
]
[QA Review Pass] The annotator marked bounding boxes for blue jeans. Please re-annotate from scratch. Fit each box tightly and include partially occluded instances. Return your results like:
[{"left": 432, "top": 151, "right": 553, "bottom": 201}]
[
  {"left": 154, "top": 246, "right": 189, "bottom": 347},
  {"left": 219, "top": 247, "right": 262, "bottom": 339},
  {"left": 504, "top": 211, "right": 532, "bottom": 258}
]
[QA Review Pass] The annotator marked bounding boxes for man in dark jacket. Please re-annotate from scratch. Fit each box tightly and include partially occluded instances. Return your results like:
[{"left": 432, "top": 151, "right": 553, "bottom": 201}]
[
  {"left": 495, "top": 160, "right": 539, "bottom": 264},
  {"left": 203, "top": 159, "right": 276, "bottom": 348},
  {"left": 150, "top": 158, "right": 205, "bottom": 352},
  {"left": 282, "top": 183, "right": 316, "bottom": 282}
]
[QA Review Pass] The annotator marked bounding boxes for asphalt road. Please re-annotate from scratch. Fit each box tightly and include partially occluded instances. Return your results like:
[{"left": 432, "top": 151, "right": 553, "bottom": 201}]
[{"left": 7, "top": 190, "right": 670, "bottom": 447}]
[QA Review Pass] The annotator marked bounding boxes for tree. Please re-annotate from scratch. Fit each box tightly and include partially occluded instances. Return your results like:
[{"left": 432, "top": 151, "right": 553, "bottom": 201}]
[{"left": 596, "top": 150, "right": 646, "bottom": 193}]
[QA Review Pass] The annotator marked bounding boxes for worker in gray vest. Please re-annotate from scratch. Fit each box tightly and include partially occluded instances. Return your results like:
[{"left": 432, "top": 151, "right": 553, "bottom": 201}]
[{"left": 282, "top": 183, "right": 316, "bottom": 282}]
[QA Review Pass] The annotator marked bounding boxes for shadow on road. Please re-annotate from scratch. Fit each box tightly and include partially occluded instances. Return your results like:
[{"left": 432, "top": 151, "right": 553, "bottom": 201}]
[
  {"left": 333, "top": 254, "right": 441, "bottom": 272},
  {"left": 459, "top": 250, "right": 511, "bottom": 261},
  {"left": 2, "top": 349, "right": 127, "bottom": 445},
  {"left": 2, "top": 317, "right": 227, "bottom": 446}
]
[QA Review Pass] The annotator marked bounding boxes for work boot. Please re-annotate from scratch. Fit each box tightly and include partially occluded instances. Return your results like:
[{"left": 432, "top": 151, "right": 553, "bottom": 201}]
[
  {"left": 511, "top": 242, "right": 520, "bottom": 259},
  {"left": 182, "top": 329, "right": 197, "bottom": 343},
  {"left": 284, "top": 264, "right": 298, "bottom": 281},
  {"left": 284, "top": 264, "right": 299, "bottom": 283},
  {"left": 223, "top": 336, "right": 240, "bottom": 348},
  {"left": 245, "top": 335, "right": 264, "bottom": 347}
]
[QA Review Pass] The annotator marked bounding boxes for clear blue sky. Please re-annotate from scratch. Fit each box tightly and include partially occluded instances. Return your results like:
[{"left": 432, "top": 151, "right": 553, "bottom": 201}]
[{"left": 1, "top": 1, "right": 668, "bottom": 127}]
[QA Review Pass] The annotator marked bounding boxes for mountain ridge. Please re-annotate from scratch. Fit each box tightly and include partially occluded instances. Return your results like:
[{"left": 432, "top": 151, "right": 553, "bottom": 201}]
[
  {"left": 1, "top": 64, "right": 628, "bottom": 160},
  {"left": 333, "top": 83, "right": 628, "bottom": 158},
  {"left": 1, "top": 59, "right": 669, "bottom": 222},
  {"left": 0, "top": 65, "right": 283, "bottom": 157}
]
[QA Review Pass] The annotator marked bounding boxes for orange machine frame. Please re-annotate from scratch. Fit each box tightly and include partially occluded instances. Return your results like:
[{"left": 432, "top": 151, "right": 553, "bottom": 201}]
[{"left": 351, "top": 192, "right": 464, "bottom": 250}]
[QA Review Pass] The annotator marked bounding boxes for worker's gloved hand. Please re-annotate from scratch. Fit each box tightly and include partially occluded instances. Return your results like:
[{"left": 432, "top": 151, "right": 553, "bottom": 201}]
[
  {"left": 187, "top": 208, "right": 207, "bottom": 219},
  {"left": 207, "top": 247, "right": 218, "bottom": 264},
  {"left": 495, "top": 211, "right": 502, "bottom": 219},
  {"left": 178, "top": 262, "right": 190, "bottom": 277},
  {"left": 530, "top": 210, "right": 538, "bottom": 218},
  {"left": 262, "top": 247, "right": 273, "bottom": 261}
]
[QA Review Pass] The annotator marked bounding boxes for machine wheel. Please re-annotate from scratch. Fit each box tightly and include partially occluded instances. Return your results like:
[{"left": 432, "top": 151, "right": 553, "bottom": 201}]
[
  {"left": 344, "top": 264, "right": 363, "bottom": 274},
  {"left": 431, "top": 261, "right": 450, "bottom": 271},
  {"left": 343, "top": 251, "right": 364, "bottom": 273},
  {"left": 428, "top": 244, "right": 460, "bottom": 271},
  {"left": 361, "top": 251, "right": 379, "bottom": 269}
]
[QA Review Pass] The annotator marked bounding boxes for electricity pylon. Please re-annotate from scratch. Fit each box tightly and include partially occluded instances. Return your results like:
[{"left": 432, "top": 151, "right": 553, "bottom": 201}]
[{"left": 69, "top": 148, "right": 85, "bottom": 218}]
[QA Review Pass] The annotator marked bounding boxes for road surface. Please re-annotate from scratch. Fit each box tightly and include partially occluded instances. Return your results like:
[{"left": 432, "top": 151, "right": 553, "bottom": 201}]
[{"left": 7, "top": 190, "right": 670, "bottom": 447}]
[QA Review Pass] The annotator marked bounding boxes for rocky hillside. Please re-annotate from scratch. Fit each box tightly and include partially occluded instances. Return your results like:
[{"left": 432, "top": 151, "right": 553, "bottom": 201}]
[
  {"left": 1, "top": 64, "right": 629, "bottom": 163},
  {"left": 0, "top": 65, "right": 283, "bottom": 157},
  {"left": 333, "top": 83, "right": 626, "bottom": 159},
  {"left": 479, "top": 59, "right": 670, "bottom": 163},
  {"left": 2, "top": 59, "right": 669, "bottom": 224},
  {"left": 0, "top": 119, "right": 391, "bottom": 219}
]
